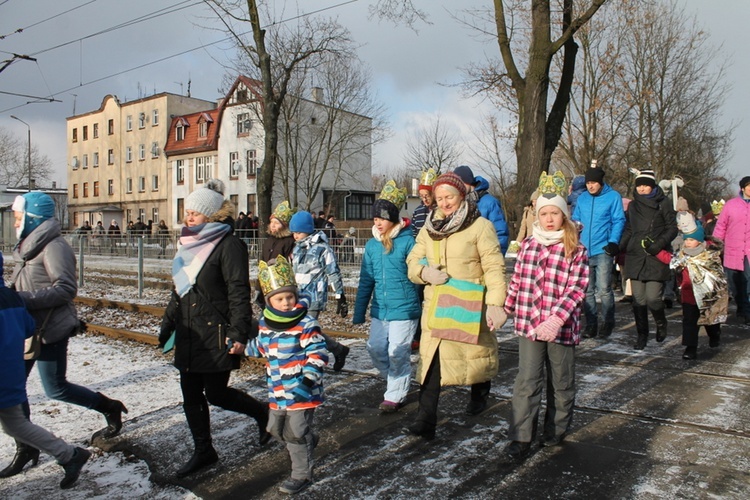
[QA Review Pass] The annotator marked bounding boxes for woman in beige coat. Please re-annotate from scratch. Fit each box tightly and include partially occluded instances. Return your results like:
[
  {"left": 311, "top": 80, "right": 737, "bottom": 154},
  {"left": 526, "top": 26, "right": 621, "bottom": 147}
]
[{"left": 405, "top": 172, "right": 507, "bottom": 440}]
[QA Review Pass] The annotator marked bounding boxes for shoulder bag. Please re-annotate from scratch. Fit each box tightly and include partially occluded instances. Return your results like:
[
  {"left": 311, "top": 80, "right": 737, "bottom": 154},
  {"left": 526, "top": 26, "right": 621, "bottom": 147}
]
[{"left": 24, "top": 309, "right": 54, "bottom": 361}]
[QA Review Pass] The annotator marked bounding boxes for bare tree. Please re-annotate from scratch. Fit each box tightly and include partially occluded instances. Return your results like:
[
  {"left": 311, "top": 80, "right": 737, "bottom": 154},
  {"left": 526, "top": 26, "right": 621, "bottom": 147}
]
[
  {"left": 0, "top": 126, "right": 53, "bottom": 187},
  {"left": 402, "top": 116, "right": 464, "bottom": 176}
]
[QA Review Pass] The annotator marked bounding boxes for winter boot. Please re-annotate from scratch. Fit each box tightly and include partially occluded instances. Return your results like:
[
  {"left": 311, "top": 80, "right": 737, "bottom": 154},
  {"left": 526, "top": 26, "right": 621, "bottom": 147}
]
[
  {"left": 0, "top": 441, "right": 40, "bottom": 478},
  {"left": 466, "top": 381, "right": 491, "bottom": 416},
  {"left": 599, "top": 322, "right": 615, "bottom": 338},
  {"left": 633, "top": 305, "right": 649, "bottom": 350},
  {"left": 652, "top": 308, "right": 668, "bottom": 342},
  {"left": 582, "top": 322, "right": 598, "bottom": 339},
  {"left": 92, "top": 392, "right": 128, "bottom": 440},
  {"left": 59, "top": 447, "right": 91, "bottom": 489},
  {"left": 176, "top": 403, "right": 218, "bottom": 478},
  {"left": 332, "top": 344, "right": 350, "bottom": 372}
]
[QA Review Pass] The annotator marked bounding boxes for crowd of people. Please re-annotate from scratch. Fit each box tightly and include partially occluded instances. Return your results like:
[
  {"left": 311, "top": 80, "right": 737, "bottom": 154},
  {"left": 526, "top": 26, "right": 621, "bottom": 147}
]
[{"left": 1, "top": 166, "right": 745, "bottom": 494}]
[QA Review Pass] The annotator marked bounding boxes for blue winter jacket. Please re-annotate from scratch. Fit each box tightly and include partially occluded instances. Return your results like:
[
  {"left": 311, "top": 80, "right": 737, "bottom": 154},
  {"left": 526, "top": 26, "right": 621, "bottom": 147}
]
[
  {"left": 572, "top": 183, "right": 626, "bottom": 258},
  {"left": 353, "top": 226, "right": 422, "bottom": 323},
  {"left": 292, "top": 231, "right": 344, "bottom": 312},
  {"left": 0, "top": 281, "right": 36, "bottom": 410},
  {"left": 473, "top": 176, "right": 510, "bottom": 254}
]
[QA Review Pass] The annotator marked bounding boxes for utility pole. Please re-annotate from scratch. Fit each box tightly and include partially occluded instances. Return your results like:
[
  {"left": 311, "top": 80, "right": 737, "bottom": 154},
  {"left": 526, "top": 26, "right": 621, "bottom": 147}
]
[{"left": 10, "top": 115, "right": 32, "bottom": 191}]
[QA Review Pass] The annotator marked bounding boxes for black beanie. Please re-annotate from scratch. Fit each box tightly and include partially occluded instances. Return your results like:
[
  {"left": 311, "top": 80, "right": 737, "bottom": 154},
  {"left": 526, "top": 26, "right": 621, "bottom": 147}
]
[
  {"left": 372, "top": 199, "right": 400, "bottom": 223},
  {"left": 740, "top": 176, "right": 750, "bottom": 189},
  {"left": 585, "top": 167, "right": 605, "bottom": 185}
]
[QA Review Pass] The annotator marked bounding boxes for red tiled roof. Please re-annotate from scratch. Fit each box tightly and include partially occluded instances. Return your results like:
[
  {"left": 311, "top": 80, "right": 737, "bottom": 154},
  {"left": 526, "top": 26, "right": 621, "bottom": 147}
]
[{"left": 164, "top": 108, "right": 220, "bottom": 156}]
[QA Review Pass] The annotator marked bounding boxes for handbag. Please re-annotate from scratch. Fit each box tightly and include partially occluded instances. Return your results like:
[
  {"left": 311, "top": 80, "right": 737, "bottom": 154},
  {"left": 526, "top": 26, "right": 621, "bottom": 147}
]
[
  {"left": 24, "top": 309, "right": 54, "bottom": 361},
  {"left": 426, "top": 240, "right": 486, "bottom": 344}
]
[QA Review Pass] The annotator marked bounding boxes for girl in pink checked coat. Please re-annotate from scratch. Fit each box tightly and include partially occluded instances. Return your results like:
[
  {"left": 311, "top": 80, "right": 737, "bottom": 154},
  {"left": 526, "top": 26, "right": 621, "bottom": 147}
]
[{"left": 503, "top": 172, "right": 589, "bottom": 460}]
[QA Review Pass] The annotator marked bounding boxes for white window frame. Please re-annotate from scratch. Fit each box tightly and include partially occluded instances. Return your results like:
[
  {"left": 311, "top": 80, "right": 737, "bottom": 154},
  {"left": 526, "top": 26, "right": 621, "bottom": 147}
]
[
  {"left": 108, "top": 149, "right": 115, "bottom": 165},
  {"left": 82, "top": 154, "right": 88, "bottom": 169},
  {"left": 246, "top": 149, "right": 257, "bottom": 175},
  {"left": 237, "top": 113, "right": 251, "bottom": 134},
  {"left": 125, "top": 146, "right": 132, "bottom": 163},
  {"left": 93, "top": 151, "right": 99, "bottom": 167},
  {"left": 152, "top": 175, "right": 159, "bottom": 191},
  {"left": 176, "top": 160, "right": 185, "bottom": 183},
  {"left": 151, "top": 142, "right": 160, "bottom": 158},
  {"left": 152, "top": 208, "right": 159, "bottom": 223},
  {"left": 126, "top": 178, "right": 133, "bottom": 193},
  {"left": 138, "top": 113, "right": 146, "bottom": 129},
  {"left": 152, "top": 109, "right": 159, "bottom": 126},
  {"left": 199, "top": 121, "right": 208, "bottom": 137},
  {"left": 93, "top": 123, "right": 99, "bottom": 138},
  {"left": 139, "top": 144, "right": 145, "bottom": 161},
  {"left": 138, "top": 176, "right": 146, "bottom": 192},
  {"left": 176, "top": 124, "right": 185, "bottom": 141},
  {"left": 108, "top": 179, "right": 114, "bottom": 195},
  {"left": 230, "top": 151, "right": 240, "bottom": 177},
  {"left": 126, "top": 115, "right": 132, "bottom": 131}
]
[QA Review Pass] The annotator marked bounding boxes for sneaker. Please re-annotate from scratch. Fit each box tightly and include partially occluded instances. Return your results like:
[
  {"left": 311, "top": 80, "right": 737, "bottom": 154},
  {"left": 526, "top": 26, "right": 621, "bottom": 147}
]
[
  {"left": 504, "top": 441, "right": 531, "bottom": 460},
  {"left": 378, "top": 401, "right": 402, "bottom": 413},
  {"left": 333, "top": 345, "right": 349, "bottom": 372},
  {"left": 682, "top": 346, "right": 697, "bottom": 360},
  {"left": 279, "top": 477, "right": 311, "bottom": 495}
]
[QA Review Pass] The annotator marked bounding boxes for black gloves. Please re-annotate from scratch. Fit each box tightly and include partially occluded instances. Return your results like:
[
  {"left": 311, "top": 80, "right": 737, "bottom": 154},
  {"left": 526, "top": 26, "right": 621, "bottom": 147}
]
[
  {"left": 336, "top": 295, "right": 348, "bottom": 318},
  {"left": 603, "top": 242, "right": 620, "bottom": 256}
]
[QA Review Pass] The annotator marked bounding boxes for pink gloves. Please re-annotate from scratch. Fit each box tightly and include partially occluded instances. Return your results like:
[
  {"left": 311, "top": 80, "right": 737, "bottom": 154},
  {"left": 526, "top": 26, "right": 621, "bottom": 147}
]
[
  {"left": 486, "top": 305, "right": 508, "bottom": 330},
  {"left": 534, "top": 316, "right": 565, "bottom": 342},
  {"left": 421, "top": 266, "right": 449, "bottom": 285}
]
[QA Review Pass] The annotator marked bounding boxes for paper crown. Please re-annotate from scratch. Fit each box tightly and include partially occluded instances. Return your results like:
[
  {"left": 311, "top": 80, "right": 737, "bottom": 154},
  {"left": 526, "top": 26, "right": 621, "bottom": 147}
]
[
  {"left": 271, "top": 201, "right": 295, "bottom": 225},
  {"left": 378, "top": 180, "right": 408, "bottom": 210},
  {"left": 537, "top": 171, "right": 568, "bottom": 198},
  {"left": 711, "top": 199, "right": 725, "bottom": 215},
  {"left": 419, "top": 168, "right": 437, "bottom": 187},
  {"left": 258, "top": 255, "right": 296, "bottom": 297}
]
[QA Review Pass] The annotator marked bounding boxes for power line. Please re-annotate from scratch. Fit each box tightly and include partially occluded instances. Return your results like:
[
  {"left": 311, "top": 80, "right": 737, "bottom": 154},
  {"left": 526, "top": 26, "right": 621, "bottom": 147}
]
[{"left": 0, "top": 0, "right": 99, "bottom": 40}]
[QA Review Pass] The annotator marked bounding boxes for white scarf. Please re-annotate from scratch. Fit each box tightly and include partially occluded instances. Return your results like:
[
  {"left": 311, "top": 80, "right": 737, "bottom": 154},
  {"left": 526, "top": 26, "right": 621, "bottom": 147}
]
[{"left": 531, "top": 221, "right": 564, "bottom": 246}]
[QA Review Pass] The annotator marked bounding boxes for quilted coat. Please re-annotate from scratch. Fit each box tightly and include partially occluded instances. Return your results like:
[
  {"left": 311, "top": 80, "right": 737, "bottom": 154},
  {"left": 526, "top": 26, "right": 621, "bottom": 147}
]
[{"left": 712, "top": 193, "right": 750, "bottom": 271}]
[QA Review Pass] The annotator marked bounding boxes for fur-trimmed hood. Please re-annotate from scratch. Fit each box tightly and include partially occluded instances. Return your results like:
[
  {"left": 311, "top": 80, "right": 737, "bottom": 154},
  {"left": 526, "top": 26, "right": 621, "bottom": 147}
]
[{"left": 208, "top": 200, "right": 236, "bottom": 225}]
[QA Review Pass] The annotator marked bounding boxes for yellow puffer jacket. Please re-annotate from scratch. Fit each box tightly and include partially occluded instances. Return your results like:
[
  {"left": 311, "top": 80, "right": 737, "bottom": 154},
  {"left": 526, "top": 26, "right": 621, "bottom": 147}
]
[{"left": 407, "top": 217, "right": 506, "bottom": 386}]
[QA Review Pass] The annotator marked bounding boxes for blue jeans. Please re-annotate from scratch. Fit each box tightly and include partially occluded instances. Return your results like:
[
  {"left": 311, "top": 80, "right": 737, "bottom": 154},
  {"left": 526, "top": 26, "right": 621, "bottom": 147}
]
[
  {"left": 367, "top": 318, "right": 417, "bottom": 403},
  {"left": 584, "top": 253, "right": 615, "bottom": 326},
  {"left": 725, "top": 256, "right": 750, "bottom": 316},
  {"left": 25, "top": 337, "right": 100, "bottom": 410}
]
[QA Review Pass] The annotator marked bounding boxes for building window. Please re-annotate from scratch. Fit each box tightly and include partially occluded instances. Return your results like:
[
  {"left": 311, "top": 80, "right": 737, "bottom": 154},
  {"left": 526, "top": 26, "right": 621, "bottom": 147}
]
[
  {"left": 247, "top": 194, "right": 256, "bottom": 215},
  {"left": 108, "top": 179, "right": 114, "bottom": 195},
  {"left": 93, "top": 123, "right": 99, "bottom": 138},
  {"left": 82, "top": 154, "right": 89, "bottom": 169},
  {"left": 199, "top": 120, "right": 208, "bottom": 137},
  {"left": 177, "top": 198, "right": 184, "bottom": 223},
  {"left": 230, "top": 151, "right": 240, "bottom": 177},
  {"left": 138, "top": 144, "right": 145, "bottom": 161},
  {"left": 93, "top": 151, "right": 99, "bottom": 167},
  {"left": 138, "top": 113, "right": 146, "bottom": 129},
  {"left": 152, "top": 175, "right": 159, "bottom": 191},
  {"left": 73, "top": 212, "right": 79, "bottom": 227},
  {"left": 230, "top": 195, "right": 238, "bottom": 212},
  {"left": 138, "top": 176, "right": 146, "bottom": 192},
  {"left": 72, "top": 156, "right": 79, "bottom": 170},
  {"left": 237, "top": 113, "right": 251, "bottom": 135},
  {"left": 151, "top": 142, "right": 159, "bottom": 158},
  {"left": 337, "top": 192, "right": 375, "bottom": 220},
  {"left": 83, "top": 182, "right": 88, "bottom": 198},
  {"left": 93, "top": 181, "right": 100, "bottom": 197},
  {"left": 139, "top": 209, "right": 145, "bottom": 223},
  {"left": 82, "top": 126, "right": 88, "bottom": 141},
  {"left": 108, "top": 119, "right": 114, "bottom": 135},
  {"left": 176, "top": 124, "right": 185, "bottom": 141},
  {"left": 152, "top": 208, "right": 159, "bottom": 224},
  {"left": 125, "top": 147, "right": 132, "bottom": 163},
  {"left": 152, "top": 109, "right": 159, "bottom": 126},
  {"left": 237, "top": 89, "right": 248, "bottom": 103},
  {"left": 126, "top": 178, "right": 133, "bottom": 193},
  {"left": 72, "top": 128, "right": 78, "bottom": 143},
  {"left": 126, "top": 115, "right": 132, "bottom": 131},
  {"left": 246, "top": 150, "right": 257, "bottom": 175},
  {"left": 73, "top": 184, "right": 78, "bottom": 198},
  {"left": 176, "top": 159, "right": 185, "bottom": 183},
  {"left": 126, "top": 209, "right": 132, "bottom": 224},
  {"left": 196, "top": 156, "right": 212, "bottom": 182},
  {"left": 108, "top": 149, "right": 114, "bottom": 165}
]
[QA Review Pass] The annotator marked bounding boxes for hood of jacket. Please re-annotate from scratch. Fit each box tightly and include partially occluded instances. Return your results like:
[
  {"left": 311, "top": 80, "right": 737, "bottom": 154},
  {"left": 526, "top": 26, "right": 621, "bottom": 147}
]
[
  {"left": 15, "top": 218, "right": 62, "bottom": 262},
  {"left": 474, "top": 175, "right": 490, "bottom": 193}
]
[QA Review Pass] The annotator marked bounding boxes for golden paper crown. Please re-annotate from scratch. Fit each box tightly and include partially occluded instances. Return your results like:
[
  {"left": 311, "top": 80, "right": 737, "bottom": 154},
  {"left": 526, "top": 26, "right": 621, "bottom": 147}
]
[
  {"left": 271, "top": 201, "right": 295, "bottom": 225},
  {"left": 711, "top": 199, "right": 725, "bottom": 215},
  {"left": 538, "top": 171, "right": 568, "bottom": 198},
  {"left": 258, "top": 255, "right": 296, "bottom": 296},
  {"left": 378, "top": 180, "right": 408, "bottom": 210},
  {"left": 419, "top": 168, "right": 437, "bottom": 187}
]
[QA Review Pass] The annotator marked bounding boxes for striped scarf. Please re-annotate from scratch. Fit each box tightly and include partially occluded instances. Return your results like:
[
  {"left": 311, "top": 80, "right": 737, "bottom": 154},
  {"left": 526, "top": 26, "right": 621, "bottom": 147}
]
[{"left": 172, "top": 222, "right": 231, "bottom": 297}]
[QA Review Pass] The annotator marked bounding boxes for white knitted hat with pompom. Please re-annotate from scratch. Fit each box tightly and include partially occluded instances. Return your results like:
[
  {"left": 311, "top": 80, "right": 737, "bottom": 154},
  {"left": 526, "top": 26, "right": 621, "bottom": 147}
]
[{"left": 185, "top": 179, "right": 225, "bottom": 217}]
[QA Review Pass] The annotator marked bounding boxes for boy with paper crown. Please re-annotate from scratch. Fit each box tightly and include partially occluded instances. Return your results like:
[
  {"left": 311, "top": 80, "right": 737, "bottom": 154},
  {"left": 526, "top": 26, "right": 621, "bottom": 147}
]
[
  {"left": 412, "top": 168, "right": 437, "bottom": 237},
  {"left": 245, "top": 255, "right": 328, "bottom": 495},
  {"left": 670, "top": 212, "right": 728, "bottom": 360}
]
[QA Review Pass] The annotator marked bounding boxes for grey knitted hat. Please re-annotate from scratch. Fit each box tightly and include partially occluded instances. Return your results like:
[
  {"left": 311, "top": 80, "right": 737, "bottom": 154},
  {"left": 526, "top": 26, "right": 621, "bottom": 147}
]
[{"left": 185, "top": 179, "right": 225, "bottom": 217}]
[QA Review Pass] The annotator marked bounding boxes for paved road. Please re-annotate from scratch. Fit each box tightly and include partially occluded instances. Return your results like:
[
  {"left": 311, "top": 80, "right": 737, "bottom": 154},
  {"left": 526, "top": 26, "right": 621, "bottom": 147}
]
[{"left": 97, "top": 299, "right": 750, "bottom": 499}]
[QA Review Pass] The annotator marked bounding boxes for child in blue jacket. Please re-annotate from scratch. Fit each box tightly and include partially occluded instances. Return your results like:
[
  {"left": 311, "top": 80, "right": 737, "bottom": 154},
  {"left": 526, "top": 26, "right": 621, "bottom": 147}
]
[{"left": 246, "top": 255, "right": 328, "bottom": 495}]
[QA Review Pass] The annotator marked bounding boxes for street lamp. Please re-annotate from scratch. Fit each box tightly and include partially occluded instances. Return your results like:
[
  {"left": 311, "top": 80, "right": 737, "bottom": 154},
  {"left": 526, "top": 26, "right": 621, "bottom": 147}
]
[{"left": 10, "top": 115, "right": 32, "bottom": 192}]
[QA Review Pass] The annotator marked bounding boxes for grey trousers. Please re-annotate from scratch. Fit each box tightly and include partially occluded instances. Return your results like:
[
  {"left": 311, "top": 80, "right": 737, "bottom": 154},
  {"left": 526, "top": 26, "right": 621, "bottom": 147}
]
[
  {"left": 509, "top": 337, "right": 576, "bottom": 443},
  {"left": 0, "top": 404, "right": 75, "bottom": 464},
  {"left": 268, "top": 408, "right": 317, "bottom": 481},
  {"left": 630, "top": 280, "right": 665, "bottom": 311}
]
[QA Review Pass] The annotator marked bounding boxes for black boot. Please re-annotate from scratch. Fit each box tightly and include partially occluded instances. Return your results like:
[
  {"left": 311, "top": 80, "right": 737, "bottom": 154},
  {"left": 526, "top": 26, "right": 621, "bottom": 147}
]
[
  {"left": 332, "top": 344, "right": 350, "bottom": 372},
  {"left": 176, "top": 403, "right": 218, "bottom": 478},
  {"left": 60, "top": 447, "right": 91, "bottom": 489},
  {"left": 582, "top": 323, "right": 598, "bottom": 339},
  {"left": 0, "top": 441, "right": 40, "bottom": 478},
  {"left": 652, "top": 308, "right": 668, "bottom": 342},
  {"left": 466, "top": 381, "right": 491, "bottom": 416},
  {"left": 633, "top": 305, "right": 649, "bottom": 350},
  {"left": 221, "top": 389, "right": 271, "bottom": 445},
  {"left": 92, "top": 392, "right": 128, "bottom": 440}
]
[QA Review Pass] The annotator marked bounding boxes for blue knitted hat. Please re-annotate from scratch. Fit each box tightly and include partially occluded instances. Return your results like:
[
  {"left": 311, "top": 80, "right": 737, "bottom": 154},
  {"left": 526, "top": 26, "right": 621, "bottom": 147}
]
[
  {"left": 12, "top": 192, "right": 56, "bottom": 239},
  {"left": 289, "top": 211, "right": 315, "bottom": 234}
]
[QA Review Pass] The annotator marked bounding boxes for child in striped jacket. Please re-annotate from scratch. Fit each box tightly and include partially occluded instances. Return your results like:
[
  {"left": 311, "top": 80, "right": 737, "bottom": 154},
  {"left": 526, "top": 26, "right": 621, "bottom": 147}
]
[{"left": 245, "top": 255, "right": 328, "bottom": 495}]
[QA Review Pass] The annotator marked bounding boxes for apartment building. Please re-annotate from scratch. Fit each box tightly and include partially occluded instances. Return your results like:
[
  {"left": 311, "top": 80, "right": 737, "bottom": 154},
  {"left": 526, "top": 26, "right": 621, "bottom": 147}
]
[{"left": 66, "top": 93, "right": 215, "bottom": 230}]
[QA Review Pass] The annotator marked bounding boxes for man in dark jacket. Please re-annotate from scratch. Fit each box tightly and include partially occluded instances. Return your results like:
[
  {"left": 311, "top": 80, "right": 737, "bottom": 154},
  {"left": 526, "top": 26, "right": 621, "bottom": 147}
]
[{"left": 453, "top": 165, "right": 510, "bottom": 254}]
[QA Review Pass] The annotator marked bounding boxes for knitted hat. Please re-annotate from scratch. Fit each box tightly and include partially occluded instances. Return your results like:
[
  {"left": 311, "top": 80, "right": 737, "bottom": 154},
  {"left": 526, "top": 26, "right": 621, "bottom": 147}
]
[
  {"left": 740, "top": 176, "right": 750, "bottom": 190},
  {"left": 258, "top": 255, "right": 297, "bottom": 300},
  {"left": 453, "top": 165, "right": 476, "bottom": 186},
  {"left": 12, "top": 192, "right": 56, "bottom": 239},
  {"left": 418, "top": 168, "right": 437, "bottom": 192},
  {"left": 536, "top": 171, "right": 569, "bottom": 218},
  {"left": 585, "top": 167, "right": 605, "bottom": 185},
  {"left": 634, "top": 169, "right": 657, "bottom": 188},
  {"left": 373, "top": 180, "right": 407, "bottom": 223},
  {"left": 289, "top": 211, "right": 315, "bottom": 234},
  {"left": 677, "top": 212, "right": 705, "bottom": 242},
  {"left": 271, "top": 201, "right": 294, "bottom": 225},
  {"left": 433, "top": 172, "right": 467, "bottom": 198},
  {"left": 185, "top": 179, "right": 225, "bottom": 217}
]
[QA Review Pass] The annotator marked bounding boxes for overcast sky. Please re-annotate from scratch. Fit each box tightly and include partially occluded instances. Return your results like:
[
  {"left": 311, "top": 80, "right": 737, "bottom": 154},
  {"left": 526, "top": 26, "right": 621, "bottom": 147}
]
[{"left": 0, "top": 0, "right": 746, "bottom": 188}]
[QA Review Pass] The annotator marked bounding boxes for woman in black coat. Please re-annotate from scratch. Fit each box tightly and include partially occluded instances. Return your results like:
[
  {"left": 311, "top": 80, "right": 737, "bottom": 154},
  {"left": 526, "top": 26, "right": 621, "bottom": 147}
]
[
  {"left": 160, "top": 180, "right": 269, "bottom": 478},
  {"left": 620, "top": 170, "right": 677, "bottom": 350}
]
